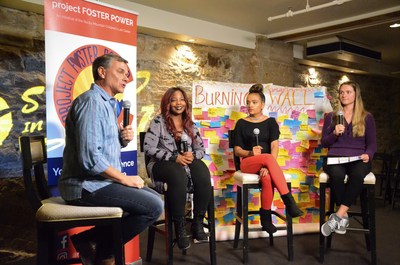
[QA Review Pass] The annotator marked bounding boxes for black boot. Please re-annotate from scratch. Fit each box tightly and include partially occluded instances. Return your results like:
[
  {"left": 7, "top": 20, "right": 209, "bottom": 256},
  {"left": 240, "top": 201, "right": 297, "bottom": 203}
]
[
  {"left": 173, "top": 217, "right": 191, "bottom": 250},
  {"left": 191, "top": 213, "right": 209, "bottom": 243},
  {"left": 259, "top": 208, "right": 277, "bottom": 234},
  {"left": 281, "top": 193, "right": 304, "bottom": 217}
]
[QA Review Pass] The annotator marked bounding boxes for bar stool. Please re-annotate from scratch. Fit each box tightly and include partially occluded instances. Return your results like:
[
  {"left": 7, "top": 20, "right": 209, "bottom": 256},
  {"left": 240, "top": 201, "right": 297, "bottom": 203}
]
[
  {"left": 228, "top": 130, "right": 294, "bottom": 264},
  {"left": 139, "top": 132, "right": 217, "bottom": 265},
  {"left": 233, "top": 171, "right": 294, "bottom": 264},
  {"left": 319, "top": 171, "right": 376, "bottom": 265}
]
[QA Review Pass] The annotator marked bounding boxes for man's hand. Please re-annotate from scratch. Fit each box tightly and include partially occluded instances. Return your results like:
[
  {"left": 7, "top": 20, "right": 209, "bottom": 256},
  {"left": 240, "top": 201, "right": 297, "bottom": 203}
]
[
  {"left": 120, "top": 124, "right": 134, "bottom": 142},
  {"left": 121, "top": 175, "right": 145, "bottom": 188}
]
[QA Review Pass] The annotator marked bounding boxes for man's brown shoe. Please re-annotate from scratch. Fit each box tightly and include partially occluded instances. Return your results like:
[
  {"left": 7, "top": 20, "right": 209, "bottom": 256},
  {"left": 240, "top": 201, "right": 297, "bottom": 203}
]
[
  {"left": 71, "top": 234, "right": 96, "bottom": 265},
  {"left": 95, "top": 256, "right": 115, "bottom": 265}
]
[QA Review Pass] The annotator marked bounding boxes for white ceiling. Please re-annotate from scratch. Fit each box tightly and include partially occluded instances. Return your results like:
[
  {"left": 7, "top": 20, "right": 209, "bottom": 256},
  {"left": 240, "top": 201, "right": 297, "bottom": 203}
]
[
  {"left": 128, "top": 0, "right": 400, "bottom": 78},
  {"left": 2, "top": 0, "right": 400, "bottom": 77}
]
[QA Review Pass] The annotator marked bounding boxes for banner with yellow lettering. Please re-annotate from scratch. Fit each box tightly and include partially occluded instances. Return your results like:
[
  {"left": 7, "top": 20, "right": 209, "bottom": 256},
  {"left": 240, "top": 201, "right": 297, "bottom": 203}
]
[
  {"left": 45, "top": 0, "right": 138, "bottom": 186},
  {"left": 192, "top": 81, "right": 333, "bottom": 240}
]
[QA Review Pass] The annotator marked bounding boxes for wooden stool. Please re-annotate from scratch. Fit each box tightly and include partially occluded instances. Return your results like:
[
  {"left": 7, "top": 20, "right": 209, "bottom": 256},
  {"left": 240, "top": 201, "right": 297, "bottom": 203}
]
[
  {"left": 233, "top": 171, "right": 294, "bottom": 264},
  {"left": 319, "top": 172, "right": 376, "bottom": 265}
]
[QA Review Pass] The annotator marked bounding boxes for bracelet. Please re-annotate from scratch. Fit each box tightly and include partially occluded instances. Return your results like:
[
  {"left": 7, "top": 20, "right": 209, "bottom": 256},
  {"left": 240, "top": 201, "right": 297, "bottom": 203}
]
[{"left": 248, "top": 150, "right": 253, "bottom": 157}]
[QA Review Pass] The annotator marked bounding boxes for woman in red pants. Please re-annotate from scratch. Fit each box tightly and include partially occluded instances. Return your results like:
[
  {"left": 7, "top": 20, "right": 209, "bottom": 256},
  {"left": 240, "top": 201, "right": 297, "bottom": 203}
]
[{"left": 234, "top": 83, "right": 303, "bottom": 233}]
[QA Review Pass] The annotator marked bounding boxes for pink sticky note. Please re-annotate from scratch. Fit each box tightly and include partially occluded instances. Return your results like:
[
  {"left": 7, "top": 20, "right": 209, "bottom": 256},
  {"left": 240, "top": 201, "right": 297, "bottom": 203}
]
[
  {"left": 224, "top": 119, "right": 235, "bottom": 129},
  {"left": 307, "top": 109, "right": 316, "bottom": 118}
]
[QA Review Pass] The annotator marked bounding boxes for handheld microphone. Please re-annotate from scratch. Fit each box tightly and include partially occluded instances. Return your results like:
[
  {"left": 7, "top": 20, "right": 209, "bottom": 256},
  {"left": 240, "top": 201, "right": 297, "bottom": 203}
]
[
  {"left": 337, "top": 111, "right": 344, "bottom": 136},
  {"left": 181, "top": 134, "right": 189, "bottom": 152},
  {"left": 253, "top": 128, "right": 260, "bottom": 146},
  {"left": 122, "top": 100, "right": 131, "bottom": 127},
  {"left": 337, "top": 111, "right": 344, "bottom": 125}
]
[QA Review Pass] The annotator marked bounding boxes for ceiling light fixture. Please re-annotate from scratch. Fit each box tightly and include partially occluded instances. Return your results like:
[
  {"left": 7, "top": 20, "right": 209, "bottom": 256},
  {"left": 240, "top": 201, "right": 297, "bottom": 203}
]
[
  {"left": 268, "top": 0, "right": 352, "bottom": 22},
  {"left": 390, "top": 23, "right": 400, "bottom": 28}
]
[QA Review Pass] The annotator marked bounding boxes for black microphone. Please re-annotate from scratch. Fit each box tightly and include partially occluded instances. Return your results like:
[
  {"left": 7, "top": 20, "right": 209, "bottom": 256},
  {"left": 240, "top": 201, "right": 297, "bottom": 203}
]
[
  {"left": 122, "top": 100, "right": 131, "bottom": 127},
  {"left": 253, "top": 128, "right": 260, "bottom": 146},
  {"left": 181, "top": 134, "right": 189, "bottom": 152},
  {"left": 337, "top": 111, "right": 344, "bottom": 136}
]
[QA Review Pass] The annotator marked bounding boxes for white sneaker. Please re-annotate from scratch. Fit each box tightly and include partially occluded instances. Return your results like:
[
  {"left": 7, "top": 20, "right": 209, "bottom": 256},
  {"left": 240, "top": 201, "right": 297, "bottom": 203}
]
[
  {"left": 321, "top": 214, "right": 341, "bottom": 237},
  {"left": 335, "top": 216, "right": 349, "bottom": 234}
]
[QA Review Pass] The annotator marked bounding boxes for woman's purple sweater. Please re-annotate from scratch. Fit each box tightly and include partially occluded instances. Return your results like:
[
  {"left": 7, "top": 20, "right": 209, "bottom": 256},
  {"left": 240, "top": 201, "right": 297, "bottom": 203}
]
[{"left": 321, "top": 112, "right": 377, "bottom": 159}]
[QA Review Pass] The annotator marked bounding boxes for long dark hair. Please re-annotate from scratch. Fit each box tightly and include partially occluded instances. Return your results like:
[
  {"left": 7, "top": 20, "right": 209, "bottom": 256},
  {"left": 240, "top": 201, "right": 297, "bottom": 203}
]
[
  {"left": 160, "top": 87, "right": 195, "bottom": 141},
  {"left": 337, "top": 81, "right": 368, "bottom": 137}
]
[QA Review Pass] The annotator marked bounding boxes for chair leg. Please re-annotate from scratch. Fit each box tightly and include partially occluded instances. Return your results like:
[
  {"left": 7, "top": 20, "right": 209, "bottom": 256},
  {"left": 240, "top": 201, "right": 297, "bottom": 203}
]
[
  {"left": 392, "top": 179, "right": 398, "bottom": 209},
  {"left": 368, "top": 185, "right": 377, "bottom": 265},
  {"left": 242, "top": 185, "right": 249, "bottom": 264},
  {"left": 286, "top": 183, "right": 294, "bottom": 261},
  {"left": 112, "top": 221, "right": 125, "bottom": 265},
  {"left": 37, "top": 226, "right": 49, "bottom": 265},
  {"left": 233, "top": 186, "right": 242, "bottom": 249},
  {"left": 146, "top": 225, "right": 156, "bottom": 261},
  {"left": 207, "top": 186, "right": 217, "bottom": 265},
  {"left": 360, "top": 189, "right": 370, "bottom": 251},
  {"left": 165, "top": 204, "right": 174, "bottom": 265},
  {"left": 319, "top": 183, "right": 326, "bottom": 263}
]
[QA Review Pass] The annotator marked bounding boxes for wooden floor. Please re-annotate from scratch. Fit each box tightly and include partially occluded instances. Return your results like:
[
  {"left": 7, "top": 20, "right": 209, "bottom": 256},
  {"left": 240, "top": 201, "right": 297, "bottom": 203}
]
[
  {"left": 140, "top": 198, "right": 400, "bottom": 265},
  {"left": 3, "top": 199, "right": 400, "bottom": 265}
]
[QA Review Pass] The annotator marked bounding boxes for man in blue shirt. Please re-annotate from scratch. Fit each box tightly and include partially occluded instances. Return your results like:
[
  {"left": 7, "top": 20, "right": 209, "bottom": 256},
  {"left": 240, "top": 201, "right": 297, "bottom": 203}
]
[{"left": 59, "top": 54, "right": 163, "bottom": 265}]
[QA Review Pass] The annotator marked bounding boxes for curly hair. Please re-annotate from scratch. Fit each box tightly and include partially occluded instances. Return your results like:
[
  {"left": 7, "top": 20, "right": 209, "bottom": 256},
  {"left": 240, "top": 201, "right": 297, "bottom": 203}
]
[
  {"left": 160, "top": 87, "right": 195, "bottom": 141},
  {"left": 248, "top": 83, "right": 266, "bottom": 103}
]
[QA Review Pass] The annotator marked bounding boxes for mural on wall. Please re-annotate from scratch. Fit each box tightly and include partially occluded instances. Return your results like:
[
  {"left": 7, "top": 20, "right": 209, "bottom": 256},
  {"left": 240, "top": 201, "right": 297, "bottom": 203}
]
[
  {"left": 0, "top": 85, "right": 45, "bottom": 147},
  {"left": 191, "top": 81, "right": 333, "bottom": 236}
]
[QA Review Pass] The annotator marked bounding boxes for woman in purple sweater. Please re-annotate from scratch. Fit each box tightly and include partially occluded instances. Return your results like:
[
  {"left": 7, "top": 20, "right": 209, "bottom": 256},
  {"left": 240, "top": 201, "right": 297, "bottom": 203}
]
[{"left": 320, "top": 81, "right": 376, "bottom": 237}]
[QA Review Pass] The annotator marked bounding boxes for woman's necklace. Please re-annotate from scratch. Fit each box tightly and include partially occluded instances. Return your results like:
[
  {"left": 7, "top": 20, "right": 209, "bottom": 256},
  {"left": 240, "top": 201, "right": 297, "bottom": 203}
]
[{"left": 248, "top": 115, "right": 263, "bottom": 121}]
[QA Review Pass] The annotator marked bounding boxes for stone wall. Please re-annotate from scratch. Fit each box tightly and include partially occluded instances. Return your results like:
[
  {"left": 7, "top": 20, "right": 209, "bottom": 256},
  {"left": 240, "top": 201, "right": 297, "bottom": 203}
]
[{"left": 0, "top": 6, "right": 399, "bottom": 255}]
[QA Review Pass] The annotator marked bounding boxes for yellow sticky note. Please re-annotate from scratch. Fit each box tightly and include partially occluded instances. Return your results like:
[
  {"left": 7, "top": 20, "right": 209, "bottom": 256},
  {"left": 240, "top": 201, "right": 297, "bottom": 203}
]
[
  {"left": 291, "top": 178, "right": 300, "bottom": 188},
  {"left": 296, "top": 131, "right": 308, "bottom": 140},
  {"left": 278, "top": 114, "right": 289, "bottom": 123},
  {"left": 300, "top": 193, "right": 310, "bottom": 203},
  {"left": 230, "top": 111, "right": 247, "bottom": 121},
  {"left": 308, "top": 165, "right": 317, "bottom": 174},
  {"left": 296, "top": 146, "right": 307, "bottom": 152},
  {"left": 208, "top": 108, "right": 217, "bottom": 117},
  {"left": 298, "top": 113, "right": 309, "bottom": 124},
  {"left": 210, "top": 154, "right": 223, "bottom": 167},
  {"left": 300, "top": 140, "right": 310, "bottom": 149},
  {"left": 280, "top": 125, "right": 291, "bottom": 134},
  {"left": 300, "top": 184, "right": 309, "bottom": 192},
  {"left": 193, "top": 107, "right": 202, "bottom": 116},
  {"left": 300, "top": 124, "right": 309, "bottom": 131},
  {"left": 226, "top": 198, "right": 235, "bottom": 208},
  {"left": 204, "top": 130, "right": 217, "bottom": 138},
  {"left": 314, "top": 178, "right": 320, "bottom": 188},
  {"left": 279, "top": 148, "right": 289, "bottom": 156},
  {"left": 217, "top": 107, "right": 226, "bottom": 117},
  {"left": 277, "top": 157, "right": 286, "bottom": 166},
  {"left": 214, "top": 170, "right": 224, "bottom": 176},
  {"left": 210, "top": 136, "right": 220, "bottom": 145},
  {"left": 200, "top": 121, "right": 210, "bottom": 127},
  {"left": 280, "top": 133, "right": 293, "bottom": 140}
]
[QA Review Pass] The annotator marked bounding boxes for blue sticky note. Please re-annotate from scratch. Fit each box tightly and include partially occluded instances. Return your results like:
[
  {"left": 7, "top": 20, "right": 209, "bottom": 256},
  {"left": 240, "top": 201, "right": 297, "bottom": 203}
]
[{"left": 314, "top": 91, "right": 324, "bottom": 98}]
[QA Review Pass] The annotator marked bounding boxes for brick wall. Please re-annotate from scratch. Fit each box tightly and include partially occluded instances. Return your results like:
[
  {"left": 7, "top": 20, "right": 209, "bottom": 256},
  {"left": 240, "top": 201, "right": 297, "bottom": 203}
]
[{"left": 0, "top": 6, "right": 399, "bottom": 255}]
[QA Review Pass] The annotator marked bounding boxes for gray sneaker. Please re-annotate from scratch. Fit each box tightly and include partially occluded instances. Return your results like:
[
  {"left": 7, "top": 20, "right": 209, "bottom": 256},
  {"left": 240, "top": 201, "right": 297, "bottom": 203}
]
[
  {"left": 335, "top": 216, "right": 349, "bottom": 234},
  {"left": 321, "top": 214, "right": 341, "bottom": 237}
]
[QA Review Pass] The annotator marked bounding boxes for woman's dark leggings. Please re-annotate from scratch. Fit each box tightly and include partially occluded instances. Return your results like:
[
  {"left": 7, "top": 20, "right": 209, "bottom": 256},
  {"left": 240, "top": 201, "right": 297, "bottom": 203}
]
[
  {"left": 152, "top": 159, "right": 212, "bottom": 218},
  {"left": 323, "top": 159, "right": 371, "bottom": 207}
]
